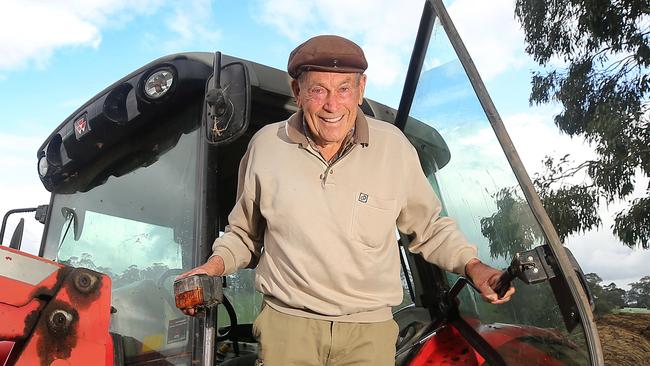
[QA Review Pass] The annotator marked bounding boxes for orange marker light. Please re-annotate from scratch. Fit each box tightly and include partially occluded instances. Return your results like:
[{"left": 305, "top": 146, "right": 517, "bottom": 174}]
[{"left": 173, "top": 275, "right": 223, "bottom": 310}]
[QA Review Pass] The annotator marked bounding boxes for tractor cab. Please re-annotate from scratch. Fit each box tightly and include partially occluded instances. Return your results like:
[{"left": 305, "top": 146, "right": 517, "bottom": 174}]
[{"left": 2, "top": 0, "right": 603, "bottom": 365}]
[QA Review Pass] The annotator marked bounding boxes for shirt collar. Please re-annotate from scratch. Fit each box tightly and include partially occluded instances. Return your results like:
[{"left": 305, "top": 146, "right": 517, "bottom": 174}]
[{"left": 286, "top": 107, "right": 370, "bottom": 147}]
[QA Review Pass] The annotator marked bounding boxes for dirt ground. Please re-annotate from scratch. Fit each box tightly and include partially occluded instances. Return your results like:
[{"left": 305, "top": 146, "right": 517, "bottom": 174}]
[{"left": 596, "top": 313, "right": 650, "bottom": 365}]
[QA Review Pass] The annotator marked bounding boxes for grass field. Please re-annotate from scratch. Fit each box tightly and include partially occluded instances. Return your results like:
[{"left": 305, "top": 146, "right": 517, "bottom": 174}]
[{"left": 617, "top": 307, "right": 650, "bottom": 314}]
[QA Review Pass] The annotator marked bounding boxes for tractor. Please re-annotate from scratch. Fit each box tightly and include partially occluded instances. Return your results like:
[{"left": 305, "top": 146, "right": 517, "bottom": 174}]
[{"left": 0, "top": 1, "right": 603, "bottom": 365}]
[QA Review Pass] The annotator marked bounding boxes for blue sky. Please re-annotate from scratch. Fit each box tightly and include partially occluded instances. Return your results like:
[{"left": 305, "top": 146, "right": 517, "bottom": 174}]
[{"left": 1, "top": 0, "right": 648, "bottom": 288}]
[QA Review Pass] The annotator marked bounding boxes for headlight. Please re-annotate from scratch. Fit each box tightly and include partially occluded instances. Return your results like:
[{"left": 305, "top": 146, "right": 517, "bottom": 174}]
[
  {"left": 143, "top": 68, "right": 174, "bottom": 99},
  {"left": 38, "top": 156, "right": 49, "bottom": 177}
]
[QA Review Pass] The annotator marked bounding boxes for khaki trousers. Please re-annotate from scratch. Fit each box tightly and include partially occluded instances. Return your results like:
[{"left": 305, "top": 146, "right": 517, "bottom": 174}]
[{"left": 252, "top": 305, "right": 398, "bottom": 366}]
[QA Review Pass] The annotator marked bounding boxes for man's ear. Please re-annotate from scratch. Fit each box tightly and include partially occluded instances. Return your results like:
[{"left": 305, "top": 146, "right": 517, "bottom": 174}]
[
  {"left": 291, "top": 79, "right": 301, "bottom": 108},
  {"left": 357, "top": 74, "right": 367, "bottom": 105}
]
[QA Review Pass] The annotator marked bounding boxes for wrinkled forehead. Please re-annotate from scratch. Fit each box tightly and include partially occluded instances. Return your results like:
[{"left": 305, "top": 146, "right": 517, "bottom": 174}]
[{"left": 298, "top": 71, "right": 361, "bottom": 86}]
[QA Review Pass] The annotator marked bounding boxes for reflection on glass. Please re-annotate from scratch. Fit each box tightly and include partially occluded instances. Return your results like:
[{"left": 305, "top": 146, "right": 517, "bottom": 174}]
[
  {"left": 57, "top": 211, "right": 182, "bottom": 286},
  {"left": 220, "top": 269, "right": 264, "bottom": 326},
  {"left": 404, "top": 18, "right": 590, "bottom": 365},
  {"left": 42, "top": 124, "right": 200, "bottom": 363},
  {"left": 396, "top": 245, "right": 416, "bottom": 311}
]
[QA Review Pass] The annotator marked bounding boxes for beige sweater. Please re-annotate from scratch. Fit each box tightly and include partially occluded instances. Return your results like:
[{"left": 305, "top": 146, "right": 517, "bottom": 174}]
[{"left": 212, "top": 110, "right": 477, "bottom": 322}]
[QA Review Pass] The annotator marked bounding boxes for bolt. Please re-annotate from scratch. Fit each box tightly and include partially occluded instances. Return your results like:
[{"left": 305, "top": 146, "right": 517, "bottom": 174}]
[
  {"left": 73, "top": 271, "right": 97, "bottom": 294},
  {"left": 527, "top": 256, "right": 534, "bottom": 262},
  {"left": 53, "top": 313, "right": 67, "bottom": 325},
  {"left": 48, "top": 310, "right": 73, "bottom": 334},
  {"left": 533, "top": 268, "right": 539, "bottom": 273},
  {"left": 79, "top": 275, "right": 90, "bottom": 287}
]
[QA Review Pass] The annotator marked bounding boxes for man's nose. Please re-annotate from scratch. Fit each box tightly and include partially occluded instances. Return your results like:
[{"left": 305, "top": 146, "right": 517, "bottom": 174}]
[{"left": 322, "top": 91, "right": 340, "bottom": 112}]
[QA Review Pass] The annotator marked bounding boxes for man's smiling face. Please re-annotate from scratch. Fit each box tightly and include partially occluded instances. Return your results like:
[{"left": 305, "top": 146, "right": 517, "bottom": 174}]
[{"left": 292, "top": 71, "right": 366, "bottom": 148}]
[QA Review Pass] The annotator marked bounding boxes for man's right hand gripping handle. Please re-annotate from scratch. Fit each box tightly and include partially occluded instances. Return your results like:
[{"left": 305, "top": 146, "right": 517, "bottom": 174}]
[{"left": 175, "top": 255, "right": 225, "bottom": 316}]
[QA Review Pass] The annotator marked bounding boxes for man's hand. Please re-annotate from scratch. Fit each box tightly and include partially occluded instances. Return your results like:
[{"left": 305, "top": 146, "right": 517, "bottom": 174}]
[
  {"left": 465, "top": 258, "right": 515, "bottom": 304},
  {"left": 175, "top": 255, "right": 225, "bottom": 316}
]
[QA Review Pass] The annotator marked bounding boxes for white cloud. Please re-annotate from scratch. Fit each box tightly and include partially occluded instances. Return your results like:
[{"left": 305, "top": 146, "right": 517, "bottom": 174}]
[
  {"left": 0, "top": 136, "right": 46, "bottom": 190},
  {"left": 0, "top": 132, "right": 50, "bottom": 253},
  {"left": 0, "top": 0, "right": 165, "bottom": 71},
  {"left": 161, "top": 0, "right": 221, "bottom": 52},
  {"left": 255, "top": 0, "right": 423, "bottom": 87},
  {"left": 501, "top": 111, "right": 650, "bottom": 287},
  {"left": 447, "top": 0, "right": 529, "bottom": 80},
  {"left": 255, "top": 0, "right": 316, "bottom": 41},
  {"left": 0, "top": 1, "right": 99, "bottom": 70},
  {"left": 443, "top": 107, "right": 598, "bottom": 190},
  {"left": 438, "top": 112, "right": 649, "bottom": 288},
  {"left": 503, "top": 109, "right": 597, "bottom": 176},
  {"left": 566, "top": 201, "right": 650, "bottom": 289},
  {"left": 424, "top": 57, "right": 443, "bottom": 72},
  {"left": 0, "top": 133, "right": 43, "bottom": 171},
  {"left": 361, "top": 43, "right": 404, "bottom": 87},
  {"left": 255, "top": 0, "right": 532, "bottom": 87}
]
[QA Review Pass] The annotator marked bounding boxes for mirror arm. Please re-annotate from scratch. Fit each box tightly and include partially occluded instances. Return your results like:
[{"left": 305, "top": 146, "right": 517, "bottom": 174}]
[
  {"left": 205, "top": 52, "right": 233, "bottom": 141},
  {"left": 213, "top": 51, "right": 222, "bottom": 89},
  {"left": 1, "top": 207, "right": 40, "bottom": 245}
]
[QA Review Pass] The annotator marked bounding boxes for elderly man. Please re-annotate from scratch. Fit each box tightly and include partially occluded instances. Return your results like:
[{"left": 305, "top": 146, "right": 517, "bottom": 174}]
[{"left": 179, "top": 35, "right": 514, "bottom": 365}]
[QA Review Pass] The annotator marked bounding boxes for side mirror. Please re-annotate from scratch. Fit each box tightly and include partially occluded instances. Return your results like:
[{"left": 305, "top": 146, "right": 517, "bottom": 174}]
[{"left": 204, "top": 52, "right": 251, "bottom": 145}]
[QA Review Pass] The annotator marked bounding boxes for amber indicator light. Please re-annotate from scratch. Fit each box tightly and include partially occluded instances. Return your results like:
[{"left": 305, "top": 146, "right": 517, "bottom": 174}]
[
  {"left": 174, "top": 274, "right": 222, "bottom": 310},
  {"left": 175, "top": 287, "right": 204, "bottom": 309}
]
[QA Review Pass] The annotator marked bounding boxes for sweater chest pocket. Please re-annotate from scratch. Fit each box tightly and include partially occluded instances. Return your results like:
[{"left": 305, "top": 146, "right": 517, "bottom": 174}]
[{"left": 351, "top": 192, "right": 397, "bottom": 248}]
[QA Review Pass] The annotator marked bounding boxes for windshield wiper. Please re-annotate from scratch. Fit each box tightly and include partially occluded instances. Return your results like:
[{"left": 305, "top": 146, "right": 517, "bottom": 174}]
[{"left": 58, "top": 207, "right": 79, "bottom": 250}]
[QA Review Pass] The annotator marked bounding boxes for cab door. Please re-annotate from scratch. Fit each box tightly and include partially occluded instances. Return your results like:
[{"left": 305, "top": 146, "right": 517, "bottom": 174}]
[{"left": 394, "top": 0, "right": 604, "bottom": 364}]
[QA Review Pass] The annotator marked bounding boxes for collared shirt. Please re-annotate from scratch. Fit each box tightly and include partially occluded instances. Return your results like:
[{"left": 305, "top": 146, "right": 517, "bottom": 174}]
[
  {"left": 301, "top": 119, "right": 356, "bottom": 165},
  {"left": 288, "top": 108, "right": 370, "bottom": 168},
  {"left": 211, "top": 109, "right": 477, "bottom": 323},
  {"left": 286, "top": 108, "right": 369, "bottom": 148}
]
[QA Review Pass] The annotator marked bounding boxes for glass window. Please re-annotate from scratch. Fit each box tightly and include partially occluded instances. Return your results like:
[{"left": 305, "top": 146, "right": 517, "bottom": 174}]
[
  {"left": 395, "top": 245, "right": 416, "bottom": 312},
  {"left": 42, "top": 119, "right": 200, "bottom": 364},
  {"left": 404, "top": 17, "right": 590, "bottom": 364},
  {"left": 220, "top": 269, "right": 264, "bottom": 326},
  {"left": 56, "top": 211, "right": 182, "bottom": 285}
]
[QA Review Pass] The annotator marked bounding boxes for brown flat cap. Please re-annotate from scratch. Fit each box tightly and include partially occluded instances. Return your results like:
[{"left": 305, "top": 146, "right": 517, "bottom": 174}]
[{"left": 287, "top": 35, "right": 368, "bottom": 79}]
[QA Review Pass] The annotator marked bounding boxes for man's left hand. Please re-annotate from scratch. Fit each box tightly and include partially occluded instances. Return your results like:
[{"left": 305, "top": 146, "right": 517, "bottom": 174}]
[{"left": 465, "top": 258, "right": 515, "bottom": 304}]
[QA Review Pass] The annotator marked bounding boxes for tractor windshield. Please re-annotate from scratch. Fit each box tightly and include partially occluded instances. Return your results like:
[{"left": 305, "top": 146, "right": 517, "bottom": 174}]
[{"left": 41, "top": 104, "right": 201, "bottom": 364}]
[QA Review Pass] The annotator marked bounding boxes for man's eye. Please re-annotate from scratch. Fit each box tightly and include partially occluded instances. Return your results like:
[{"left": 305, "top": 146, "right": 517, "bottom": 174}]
[{"left": 310, "top": 87, "right": 325, "bottom": 95}]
